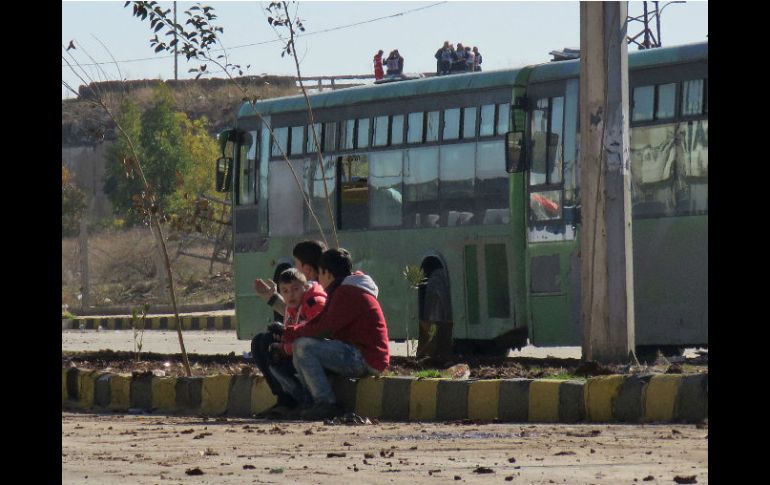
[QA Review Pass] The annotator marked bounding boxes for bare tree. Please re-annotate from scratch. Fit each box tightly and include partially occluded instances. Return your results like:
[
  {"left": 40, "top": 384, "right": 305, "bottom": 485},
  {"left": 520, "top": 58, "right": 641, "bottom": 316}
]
[
  {"left": 125, "top": 1, "right": 339, "bottom": 246},
  {"left": 63, "top": 44, "right": 193, "bottom": 377}
]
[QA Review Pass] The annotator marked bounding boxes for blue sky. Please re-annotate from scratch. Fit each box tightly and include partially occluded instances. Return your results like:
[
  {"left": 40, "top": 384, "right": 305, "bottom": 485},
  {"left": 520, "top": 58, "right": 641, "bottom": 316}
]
[{"left": 62, "top": 1, "right": 708, "bottom": 99}]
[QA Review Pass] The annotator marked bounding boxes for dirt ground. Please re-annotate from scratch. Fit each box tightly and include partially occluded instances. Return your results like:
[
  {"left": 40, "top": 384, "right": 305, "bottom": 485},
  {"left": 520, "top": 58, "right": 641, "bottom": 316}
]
[
  {"left": 61, "top": 412, "right": 708, "bottom": 485},
  {"left": 62, "top": 347, "right": 708, "bottom": 380}
]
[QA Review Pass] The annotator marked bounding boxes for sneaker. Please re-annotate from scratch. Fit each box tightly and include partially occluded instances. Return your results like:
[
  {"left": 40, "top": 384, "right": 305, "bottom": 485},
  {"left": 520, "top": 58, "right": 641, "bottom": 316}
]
[{"left": 299, "top": 402, "right": 340, "bottom": 421}]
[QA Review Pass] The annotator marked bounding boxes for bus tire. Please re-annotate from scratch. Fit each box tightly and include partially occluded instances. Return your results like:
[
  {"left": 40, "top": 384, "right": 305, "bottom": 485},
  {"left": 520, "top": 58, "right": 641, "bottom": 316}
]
[
  {"left": 453, "top": 339, "right": 510, "bottom": 359},
  {"left": 635, "top": 345, "right": 685, "bottom": 364}
]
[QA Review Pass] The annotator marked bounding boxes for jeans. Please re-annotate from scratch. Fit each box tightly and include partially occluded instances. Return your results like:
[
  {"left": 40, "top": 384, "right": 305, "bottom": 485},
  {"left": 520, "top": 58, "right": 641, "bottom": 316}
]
[
  {"left": 275, "top": 337, "right": 369, "bottom": 405},
  {"left": 250, "top": 331, "right": 299, "bottom": 407}
]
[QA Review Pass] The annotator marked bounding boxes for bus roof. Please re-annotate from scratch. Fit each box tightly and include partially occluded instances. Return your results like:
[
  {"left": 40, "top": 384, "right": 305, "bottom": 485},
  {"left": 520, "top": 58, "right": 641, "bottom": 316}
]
[
  {"left": 237, "top": 41, "right": 707, "bottom": 119},
  {"left": 528, "top": 41, "right": 708, "bottom": 83}
]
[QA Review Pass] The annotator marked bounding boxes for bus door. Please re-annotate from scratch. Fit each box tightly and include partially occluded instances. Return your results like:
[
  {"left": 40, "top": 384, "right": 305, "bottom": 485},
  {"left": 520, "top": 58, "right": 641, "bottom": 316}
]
[{"left": 524, "top": 79, "right": 581, "bottom": 346}]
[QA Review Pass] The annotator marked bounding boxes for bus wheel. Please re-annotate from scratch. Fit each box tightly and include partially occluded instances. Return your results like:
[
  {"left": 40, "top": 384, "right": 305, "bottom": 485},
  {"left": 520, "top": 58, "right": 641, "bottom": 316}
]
[
  {"left": 453, "top": 339, "right": 510, "bottom": 359},
  {"left": 416, "top": 320, "right": 453, "bottom": 364},
  {"left": 635, "top": 345, "right": 685, "bottom": 364}
]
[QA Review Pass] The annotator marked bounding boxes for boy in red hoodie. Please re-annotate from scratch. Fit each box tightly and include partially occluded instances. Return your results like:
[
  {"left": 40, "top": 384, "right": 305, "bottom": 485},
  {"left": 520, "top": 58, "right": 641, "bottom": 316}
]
[
  {"left": 271, "top": 268, "right": 326, "bottom": 357},
  {"left": 250, "top": 240, "right": 326, "bottom": 418}
]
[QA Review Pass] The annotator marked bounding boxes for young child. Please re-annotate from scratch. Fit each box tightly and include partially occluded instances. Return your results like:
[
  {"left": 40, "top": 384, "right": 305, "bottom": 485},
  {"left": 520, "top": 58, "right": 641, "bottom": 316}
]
[{"left": 271, "top": 267, "right": 327, "bottom": 358}]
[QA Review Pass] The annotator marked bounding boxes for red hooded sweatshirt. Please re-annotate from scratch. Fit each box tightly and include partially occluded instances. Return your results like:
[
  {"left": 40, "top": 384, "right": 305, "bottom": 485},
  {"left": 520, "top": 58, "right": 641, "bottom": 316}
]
[
  {"left": 282, "top": 272, "right": 390, "bottom": 372},
  {"left": 282, "top": 281, "right": 326, "bottom": 355}
]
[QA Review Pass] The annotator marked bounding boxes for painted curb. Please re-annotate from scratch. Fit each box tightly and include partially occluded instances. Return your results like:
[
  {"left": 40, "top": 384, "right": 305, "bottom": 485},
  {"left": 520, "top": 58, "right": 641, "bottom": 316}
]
[
  {"left": 64, "top": 315, "right": 236, "bottom": 331},
  {"left": 62, "top": 369, "right": 708, "bottom": 423}
]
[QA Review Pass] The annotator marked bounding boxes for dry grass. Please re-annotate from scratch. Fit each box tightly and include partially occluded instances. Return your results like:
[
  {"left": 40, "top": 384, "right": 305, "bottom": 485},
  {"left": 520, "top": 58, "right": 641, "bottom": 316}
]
[{"left": 62, "top": 227, "right": 233, "bottom": 311}]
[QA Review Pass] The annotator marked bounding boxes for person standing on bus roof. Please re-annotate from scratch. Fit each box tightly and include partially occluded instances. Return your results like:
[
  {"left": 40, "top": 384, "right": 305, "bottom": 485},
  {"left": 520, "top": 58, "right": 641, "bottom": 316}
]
[
  {"left": 465, "top": 46, "right": 475, "bottom": 72},
  {"left": 473, "top": 46, "right": 482, "bottom": 71},
  {"left": 452, "top": 43, "right": 467, "bottom": 73},
  {"left": 271, "top": 248, "right": 390, "bottom": 420},
  {"left": 435, "top": 41, "right": 452, "bottom": 75},
  {"left": 251, "top": 240, "right": 327, "bottom": 418},
  {"left": 373, "top": 50, "right": 384, "bottom": 80},
  {"left": 385, "top": 49, "right": 404, "bottom": 76}
]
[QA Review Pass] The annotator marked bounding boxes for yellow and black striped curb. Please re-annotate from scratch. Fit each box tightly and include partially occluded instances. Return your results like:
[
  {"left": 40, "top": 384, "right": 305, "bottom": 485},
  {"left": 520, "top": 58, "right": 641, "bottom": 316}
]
[
  {"left": 64, "top": 315, "right": 236, "bottom": 331},
  {"left": 62, "top": 369, "right": 707, "bottom": 423}
]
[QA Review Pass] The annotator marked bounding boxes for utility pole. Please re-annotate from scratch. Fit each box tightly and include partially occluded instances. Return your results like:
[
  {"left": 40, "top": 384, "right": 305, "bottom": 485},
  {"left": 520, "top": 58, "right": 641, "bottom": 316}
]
[
  {"left": 579, "top": 2, "right": 635, "bottom": 363},
  {"left": 626, "top": 1, "right": 685, "bottom": 50}
]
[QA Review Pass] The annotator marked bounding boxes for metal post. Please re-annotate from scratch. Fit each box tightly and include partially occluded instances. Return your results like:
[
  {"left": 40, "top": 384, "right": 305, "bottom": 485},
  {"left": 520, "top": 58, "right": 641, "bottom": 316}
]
[
  {"left": 78, "top": 213, "right": 90, "bottom": 311},
  {"left": 642, "top": 2, "right": 650, "bottom": 49},
  {"left": 579, "top": 1, "right": 635, "bottom": 363}
]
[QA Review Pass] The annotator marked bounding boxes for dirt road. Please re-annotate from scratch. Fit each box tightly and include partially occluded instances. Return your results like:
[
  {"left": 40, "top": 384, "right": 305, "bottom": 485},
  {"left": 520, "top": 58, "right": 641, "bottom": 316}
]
[{"left": 62, "top": 412, "right": 707, "bottom": 484}]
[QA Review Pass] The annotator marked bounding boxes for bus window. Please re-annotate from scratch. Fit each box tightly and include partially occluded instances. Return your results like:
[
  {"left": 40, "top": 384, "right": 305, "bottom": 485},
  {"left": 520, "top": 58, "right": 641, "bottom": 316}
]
[
  {"left": 391, "top": 114, "right": 405, "bottom": 145},
  {"left": 443, "top": 108, "right": 460, "bottom": 141},
  {"left": 529, "top": 98, "right": 548, "bottom": 185},
  {"left": 480, "top": 104, "right": 495, "bottom": 137},
  {"left": 370, "top": 151, "right": 403, "bottom": 228},
  {"left": 632, "top": 86, "right": 654, "bottom": 122},
  {"left": 682, "top": 79, "right": 705, "bottom": 116},
  {"left": 258, "top": 125, "right": 270, "bottom": 235},
  {"left": 407, "top": 112, "right": 424, "bottom": 144},
  {"left": 630, "top": 124, "right": 677, "bottom": 217},
  {"left": 677, "top": 120, "right": 708, "bottom": 214},
  {"left": 307, "top": 122, "right": 322, "bottom": 153},
  {"left": 656, "top": 83, "right": 677, "bottom": 120},
  {"left": 356, "top": 118, "right": 370, "bottom": 149},
  {"left": 476, "top": 140, "right": 509, "bottom": 223},
  {"left": 462, "top": 107, "right": 477, "bottom": 139},
  {"left": 304, "top": 156, "right": 336, "bottom": 232},
  {"left": 237, "top": 133, "right": 257, "bottom": 205},
  {"left": 373, "top": 115, "right": 389, "bottom": 147},
  {"left": 271, "top": 127, "right": 288, "bottom": 157},
  {"left": 324, "top": 121, "right": 337, "bottom": 152},
  {"left": 563, "top": 79, "right": 579, "bottom": 208},
  {"left": 339, "top": 154, "right": 369, "bottom": 230},
  {"left": 290, "top": 126, "right": 304, "bottom": 156},
  {"left": 549, "top": 97, "right": 564, "bottom": 184},
  {"left": 440, "top": 144, "right": 476, "bottom": 225},
  {"left": 341, "top": 119, "right": 355, "bottom": 149},
  {"left": 497, "top": 103, "right": 510, "bottom": 136},
  {"left": 403, "top": 147, "right": 439, "bottom": 227},
  {"left": 529, "top": 190, "right": 562, "bottom": 221},
  {"left": 529, "top": 97, "right": 564, "bottom": 187},
  {"left": 426, "top": 111, "right": 440, "bottom": 142}
]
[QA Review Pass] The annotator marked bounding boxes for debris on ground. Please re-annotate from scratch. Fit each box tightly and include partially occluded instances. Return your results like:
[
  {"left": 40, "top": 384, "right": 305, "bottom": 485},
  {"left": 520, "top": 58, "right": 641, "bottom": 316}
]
[{"left": 62, "top": 350, "right": 707, "bottom": 379}]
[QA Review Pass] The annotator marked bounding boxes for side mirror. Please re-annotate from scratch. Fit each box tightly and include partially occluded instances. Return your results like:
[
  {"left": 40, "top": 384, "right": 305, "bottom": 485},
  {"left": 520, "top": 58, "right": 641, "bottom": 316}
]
[
  {"left": 215, "top": 156, "right": 233, "bottom": 192},
  {"left": 505, "top": 131, "right": 526, "bottom": 173}
]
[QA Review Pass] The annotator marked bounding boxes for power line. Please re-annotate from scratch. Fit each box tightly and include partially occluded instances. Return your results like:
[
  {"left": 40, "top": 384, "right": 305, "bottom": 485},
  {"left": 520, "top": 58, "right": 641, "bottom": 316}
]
[{"left": 63, "top": 2, "right": 448, "bottom": 68}]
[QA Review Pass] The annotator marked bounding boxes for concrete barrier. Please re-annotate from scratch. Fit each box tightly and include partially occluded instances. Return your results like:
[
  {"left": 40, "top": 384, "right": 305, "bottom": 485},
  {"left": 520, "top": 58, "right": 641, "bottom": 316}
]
[
  {"left": 64, "top": 315, "right": 237, "bottom": 331},
  {"left": 61, "top": 369, "right": 708, "bottom": 423}
]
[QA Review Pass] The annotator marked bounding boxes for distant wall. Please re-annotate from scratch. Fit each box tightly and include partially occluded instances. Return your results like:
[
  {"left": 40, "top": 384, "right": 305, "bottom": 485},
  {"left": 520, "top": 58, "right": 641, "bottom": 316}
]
[
  {"left": 76, "top": 76, "right": 297, "bottom": 101},
  {"left": 62, "top": 143, "right": 113, "bottom": 221}
]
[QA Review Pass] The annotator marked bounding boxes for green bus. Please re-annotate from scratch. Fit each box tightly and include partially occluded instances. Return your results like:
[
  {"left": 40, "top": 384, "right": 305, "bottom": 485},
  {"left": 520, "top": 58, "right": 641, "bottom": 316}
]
[{"left": 215, "top": 41, "right": 707, "bottom": 358}]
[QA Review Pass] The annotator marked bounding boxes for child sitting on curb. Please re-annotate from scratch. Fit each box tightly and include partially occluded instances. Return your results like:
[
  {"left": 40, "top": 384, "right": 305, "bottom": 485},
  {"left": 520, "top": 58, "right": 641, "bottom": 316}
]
[{"left": 268, "top": 268, "right": 327, "bottom": 360}]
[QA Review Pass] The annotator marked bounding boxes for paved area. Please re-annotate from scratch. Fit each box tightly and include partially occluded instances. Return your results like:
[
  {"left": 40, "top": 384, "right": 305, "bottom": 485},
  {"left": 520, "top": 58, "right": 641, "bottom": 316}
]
[
  {"left": 62, "top": 329, "right": 703, "bottom": 360},
  {"left": 62, "top": 329, "right": 587, "bottom": 358},
  {"left": 62, "top": 412, "right": 708, "bottom": 485}
]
